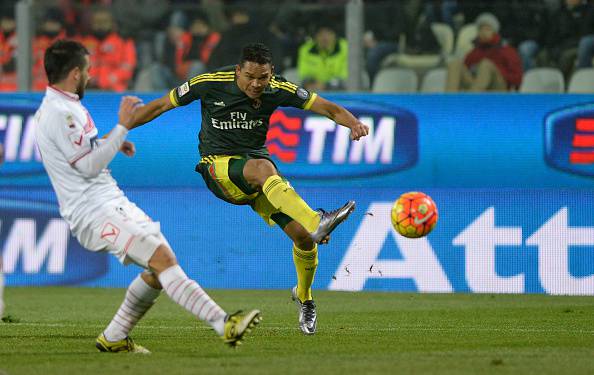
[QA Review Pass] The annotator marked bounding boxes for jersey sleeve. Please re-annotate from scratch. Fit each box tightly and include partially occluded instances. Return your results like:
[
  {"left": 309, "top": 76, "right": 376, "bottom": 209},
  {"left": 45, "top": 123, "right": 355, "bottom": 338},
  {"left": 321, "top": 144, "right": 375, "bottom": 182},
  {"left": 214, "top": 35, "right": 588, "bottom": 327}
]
[
  {"left": 48, "top": 110, "right": 98, "bottom": 165},
  {"left": 168, "top": 78, "right": 208, "bottom": 107},
  {"left": 273, "top": 79, "right": 318, "bottom": 110}
]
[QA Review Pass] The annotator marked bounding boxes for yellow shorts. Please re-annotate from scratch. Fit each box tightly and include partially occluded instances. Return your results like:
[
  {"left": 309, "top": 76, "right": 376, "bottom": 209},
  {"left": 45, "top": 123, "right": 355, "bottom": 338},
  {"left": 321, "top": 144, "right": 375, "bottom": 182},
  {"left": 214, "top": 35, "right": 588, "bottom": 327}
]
[{"left": 196, "top": 154, "right": 293, "bottom": 228}]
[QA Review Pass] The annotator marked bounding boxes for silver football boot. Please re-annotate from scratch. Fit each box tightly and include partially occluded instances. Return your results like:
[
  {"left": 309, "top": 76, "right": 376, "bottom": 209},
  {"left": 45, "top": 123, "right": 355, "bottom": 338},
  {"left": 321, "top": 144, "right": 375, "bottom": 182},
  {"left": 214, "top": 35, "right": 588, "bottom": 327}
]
[
  {"left": 309, "top": 201, "right": 356, "bottom": 244},
  {"left": 291, "top": 286, "right": 317, "bottom": 335}
]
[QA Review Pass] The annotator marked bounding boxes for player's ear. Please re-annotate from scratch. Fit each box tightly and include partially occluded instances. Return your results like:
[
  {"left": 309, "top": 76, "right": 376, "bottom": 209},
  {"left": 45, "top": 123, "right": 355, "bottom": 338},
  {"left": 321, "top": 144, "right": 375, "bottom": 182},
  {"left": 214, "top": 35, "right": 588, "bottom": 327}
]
[
  {"left": 235, "top": 64, "right": 241, "bottom": 75},
  {"left": 270, "top": 65, "right": 275, "bottom": 76},
  {"left": 71, "top": 66, "right": 81, "bottom": 81}
]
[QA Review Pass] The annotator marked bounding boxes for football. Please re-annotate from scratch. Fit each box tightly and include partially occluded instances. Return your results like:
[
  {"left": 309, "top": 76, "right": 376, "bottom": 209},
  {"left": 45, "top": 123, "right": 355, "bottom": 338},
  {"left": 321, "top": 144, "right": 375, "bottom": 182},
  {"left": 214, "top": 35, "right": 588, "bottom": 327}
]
[{"left": 391, "top": 191, "right": 438, "bottom": 238}]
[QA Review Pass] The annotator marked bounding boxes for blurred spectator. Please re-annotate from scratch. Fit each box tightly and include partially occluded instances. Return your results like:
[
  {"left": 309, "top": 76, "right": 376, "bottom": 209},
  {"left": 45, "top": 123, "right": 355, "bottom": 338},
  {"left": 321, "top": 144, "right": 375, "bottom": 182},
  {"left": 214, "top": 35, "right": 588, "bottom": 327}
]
[
  {"left": 135, "top": 10, "right": 190, "bottom": 91},
  {"left": 454, "top": 0, "right": 498, "bottom": 27},
  {"left": 504, "top": 0, "right": 547, "bottom": 72},
  {"left": 403, "top": 12, "right": 441, "bottom": 55},
  {"left": 423, "top": 0, "right": 458, "bottom": 27},
  {"left": 208, "top": 5, "right": 282, "bottom": 70},
  {"left": 544, "top": 0, "right": 594, "bottom": 76},
  {"left": 179, "top": 13, "right": 221, "bottom": 79},
  {"left": 268, "top": 0, "right": 307, "bottom": 70},
  {"left": 364, "top": 1, "right": 402, "bottom": 82},
  {"left": 32, "top": 8, "right": 66, "bottom": 91},
  {"left": 199, "top": 0, "right": 229, "bottom": 32},
  {"left": 297, "top": 24, "right": 348, "bottom": 91},
  {"left": 446, "top": 13, "right": 522, "bottom": 91},
  {"left": 112, "top": 0, "right": 170, "bottom": 69},
  {"left": 0, "top": 7, "right": 16, "bottom": 91},
  {"left": 78, "top": 8, "right": 136, "bottom": 92}
]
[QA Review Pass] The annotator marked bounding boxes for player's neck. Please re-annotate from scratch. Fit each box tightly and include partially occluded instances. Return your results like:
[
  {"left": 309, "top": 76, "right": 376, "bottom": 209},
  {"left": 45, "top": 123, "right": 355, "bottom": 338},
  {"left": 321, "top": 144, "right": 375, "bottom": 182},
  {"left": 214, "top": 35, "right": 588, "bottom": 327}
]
[{"left": 51, "top": 81, "right": 78, "bottom": 97}]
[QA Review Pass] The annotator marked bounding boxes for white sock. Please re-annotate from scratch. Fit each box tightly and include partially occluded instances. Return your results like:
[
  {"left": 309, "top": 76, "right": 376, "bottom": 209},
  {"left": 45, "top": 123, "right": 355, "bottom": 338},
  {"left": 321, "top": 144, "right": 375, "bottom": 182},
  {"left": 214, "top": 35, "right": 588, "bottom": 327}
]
[
  {"left": 158, "top": 265, "right": 226, "bottom": 335},
  {"left": 103, "top": 274, "right": 161, "bottom": 342},
  {"left": 0, "top": 271, "right": 4, "bottom": 318}
]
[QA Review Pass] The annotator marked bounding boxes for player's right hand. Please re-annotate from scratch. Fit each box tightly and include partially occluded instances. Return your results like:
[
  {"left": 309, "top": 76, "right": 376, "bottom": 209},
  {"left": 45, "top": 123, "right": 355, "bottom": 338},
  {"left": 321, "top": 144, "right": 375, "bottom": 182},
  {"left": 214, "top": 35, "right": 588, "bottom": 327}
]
[
  {"left": 118, "top": 96, "right": 143, "bottom": 130},
  {"left": 350, "top": 120, "right": 369, "bottom": 141}
]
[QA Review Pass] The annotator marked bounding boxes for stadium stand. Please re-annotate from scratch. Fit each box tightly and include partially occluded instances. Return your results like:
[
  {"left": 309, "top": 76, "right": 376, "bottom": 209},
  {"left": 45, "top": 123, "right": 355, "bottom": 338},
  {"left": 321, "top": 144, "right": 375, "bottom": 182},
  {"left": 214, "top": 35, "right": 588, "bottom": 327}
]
[
  {"left": 567, "top": 68, "right": 594, "bottom": 93},
  {"left": 372, "top": 67, "right": 418, "bottom": 93},
  {"left": 420, "top": 67, "right": 447, "bottom": 93},
  {"left": 520, "top": 68, "right": 565, "bottom": 93},
  {"left": 454, "top": 23, "right": 478, "bottom": 59}
]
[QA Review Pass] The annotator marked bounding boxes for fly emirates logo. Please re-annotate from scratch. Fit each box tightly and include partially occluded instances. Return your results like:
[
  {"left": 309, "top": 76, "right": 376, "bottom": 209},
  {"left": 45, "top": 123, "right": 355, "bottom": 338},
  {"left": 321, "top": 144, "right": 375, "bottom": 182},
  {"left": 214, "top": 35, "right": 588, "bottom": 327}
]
[{"left": 211, "top": 111, "right": 263, "bottom": 130}]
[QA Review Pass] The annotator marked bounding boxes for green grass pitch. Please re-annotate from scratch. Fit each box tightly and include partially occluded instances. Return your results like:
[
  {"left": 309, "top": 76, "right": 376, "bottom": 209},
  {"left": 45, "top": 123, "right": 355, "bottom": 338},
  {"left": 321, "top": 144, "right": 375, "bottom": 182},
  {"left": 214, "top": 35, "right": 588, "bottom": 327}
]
[{"left": 1, "top": 287, "right": 594, "bottom": 375}]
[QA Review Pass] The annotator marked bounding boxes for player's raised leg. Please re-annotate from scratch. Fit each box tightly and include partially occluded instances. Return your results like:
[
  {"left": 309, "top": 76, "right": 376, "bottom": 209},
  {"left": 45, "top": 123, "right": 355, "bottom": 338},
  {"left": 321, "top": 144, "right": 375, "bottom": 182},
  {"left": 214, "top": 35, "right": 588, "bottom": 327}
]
[
  {"left": 149, "top": 244, "right": 261, "bottom": 347},
  {"left": 243, "top": 158, "right": 355, "bottom": 243}
]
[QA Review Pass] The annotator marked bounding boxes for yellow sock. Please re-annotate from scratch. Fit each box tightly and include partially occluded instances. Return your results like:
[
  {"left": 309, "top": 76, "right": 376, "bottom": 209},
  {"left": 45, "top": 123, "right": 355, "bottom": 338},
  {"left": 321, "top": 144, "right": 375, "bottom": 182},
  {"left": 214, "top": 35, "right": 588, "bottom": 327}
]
[
  {"left": 262, "top": 175, "right": 320, "bottom": 232},
  {"left": 293, "top": 244, "right": 318, "bottom": 302}
]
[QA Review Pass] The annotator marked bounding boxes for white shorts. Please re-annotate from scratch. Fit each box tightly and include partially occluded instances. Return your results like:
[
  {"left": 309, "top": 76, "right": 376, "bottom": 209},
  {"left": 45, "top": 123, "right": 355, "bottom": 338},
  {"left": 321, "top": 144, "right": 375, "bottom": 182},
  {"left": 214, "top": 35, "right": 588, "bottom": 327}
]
[{"left": 75, "top": 197, "right": 169, "bottom": 268}]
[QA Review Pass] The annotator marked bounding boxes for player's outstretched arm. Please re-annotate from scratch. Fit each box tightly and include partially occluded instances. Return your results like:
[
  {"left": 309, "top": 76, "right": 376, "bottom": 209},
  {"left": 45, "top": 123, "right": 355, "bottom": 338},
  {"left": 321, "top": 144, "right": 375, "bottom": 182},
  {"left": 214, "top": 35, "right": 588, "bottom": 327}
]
[
  {"left": 74, "top": 96, "right": 141, "bottom": 177},
  {"left": 127, "top": 94, "right": 175, "bottom": 130},
  {"left": 307, "top": 95, "right": 369, "bottom": 141}
]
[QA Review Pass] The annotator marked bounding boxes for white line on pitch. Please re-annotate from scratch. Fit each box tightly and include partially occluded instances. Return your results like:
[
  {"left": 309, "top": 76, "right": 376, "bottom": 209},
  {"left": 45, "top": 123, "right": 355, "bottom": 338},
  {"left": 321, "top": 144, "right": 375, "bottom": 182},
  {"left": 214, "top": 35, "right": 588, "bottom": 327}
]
[{"left": 2, "top": 322, "right": 593, "bottom": 334}]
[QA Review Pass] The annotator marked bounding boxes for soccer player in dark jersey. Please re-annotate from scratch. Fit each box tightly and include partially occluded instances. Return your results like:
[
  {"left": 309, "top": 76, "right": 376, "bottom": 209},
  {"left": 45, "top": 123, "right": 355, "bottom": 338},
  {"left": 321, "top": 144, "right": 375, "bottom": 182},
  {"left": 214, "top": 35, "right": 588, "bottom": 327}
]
[{"left": 128, "top": 43, "right": 369, "bottom": 335}]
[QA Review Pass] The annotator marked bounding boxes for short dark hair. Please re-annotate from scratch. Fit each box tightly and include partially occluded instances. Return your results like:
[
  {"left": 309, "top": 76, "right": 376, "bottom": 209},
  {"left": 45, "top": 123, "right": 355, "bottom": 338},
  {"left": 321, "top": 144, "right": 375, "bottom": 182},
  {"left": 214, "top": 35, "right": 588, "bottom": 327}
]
[
  {"left": 239, "top": 43, "right": 272, "bottom": 66},
  {"left": 44, "top": 39, "right": 89, "bottom": 84}
]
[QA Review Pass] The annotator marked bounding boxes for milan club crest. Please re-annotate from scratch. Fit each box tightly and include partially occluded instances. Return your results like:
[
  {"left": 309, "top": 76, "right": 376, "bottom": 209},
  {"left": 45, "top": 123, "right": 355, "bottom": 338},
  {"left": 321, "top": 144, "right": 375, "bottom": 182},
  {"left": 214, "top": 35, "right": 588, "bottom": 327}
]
[{"left": 252, "top": 98, "right": 262, "bottom": 109}]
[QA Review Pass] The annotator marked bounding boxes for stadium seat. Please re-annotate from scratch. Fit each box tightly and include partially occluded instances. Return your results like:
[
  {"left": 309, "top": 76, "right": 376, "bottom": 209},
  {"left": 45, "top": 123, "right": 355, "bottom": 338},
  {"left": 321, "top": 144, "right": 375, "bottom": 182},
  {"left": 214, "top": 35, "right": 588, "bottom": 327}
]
[
  {"left": 279, "top": 68, "right": 368, "bottom": 90},
  {"left": 420, "top": 68, "right": 447, "bottom": 93},
  {"left": 520, "top": 68, "right": 565, "bottom": 93},
  {"left": 380, "top": 23, "right": 453, "bottom": 72},
  {"left": 431, "top": 23, "right": 454, "bottom": 56},
  {"left": 454, "top": 24, "right": 478, "bottom": 58},
  {"left": 372, "top": 68, "right": 418, "bottom": 93},
  {"left": 567, "top": 68, "right": 594, "bottom": 93}
]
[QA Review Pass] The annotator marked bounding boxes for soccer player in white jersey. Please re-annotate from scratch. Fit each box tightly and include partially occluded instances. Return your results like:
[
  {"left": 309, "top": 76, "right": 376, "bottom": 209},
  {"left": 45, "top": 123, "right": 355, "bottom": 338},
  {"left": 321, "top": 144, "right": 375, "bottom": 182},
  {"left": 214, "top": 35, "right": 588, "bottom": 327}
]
[{"left": 34, "top": 39, "right": 261, "bottom": 352}]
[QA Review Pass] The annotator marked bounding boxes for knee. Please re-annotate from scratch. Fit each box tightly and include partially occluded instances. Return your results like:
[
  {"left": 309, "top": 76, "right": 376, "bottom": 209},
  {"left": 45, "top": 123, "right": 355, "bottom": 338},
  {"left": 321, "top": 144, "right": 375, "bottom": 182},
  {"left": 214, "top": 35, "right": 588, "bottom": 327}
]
[
  {"left": 148, "top": 244, "right": 178, "bottom": 275},
  {"left": 477, "top": 59, "right": 495, "bottom": 69},
  {"left": 245, "top": 159, "right": 278, "bottom": 189},
  {"left": 141, "top": 270, "right": 163, "bottom": 289}
]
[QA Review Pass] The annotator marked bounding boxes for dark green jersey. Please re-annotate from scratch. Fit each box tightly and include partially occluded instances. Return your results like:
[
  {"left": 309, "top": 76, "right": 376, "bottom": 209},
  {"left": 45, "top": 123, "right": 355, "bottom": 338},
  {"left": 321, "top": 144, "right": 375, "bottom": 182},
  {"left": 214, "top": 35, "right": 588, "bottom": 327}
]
[{"left": 169, "top": 66, "right": 318, "bottom": 158}]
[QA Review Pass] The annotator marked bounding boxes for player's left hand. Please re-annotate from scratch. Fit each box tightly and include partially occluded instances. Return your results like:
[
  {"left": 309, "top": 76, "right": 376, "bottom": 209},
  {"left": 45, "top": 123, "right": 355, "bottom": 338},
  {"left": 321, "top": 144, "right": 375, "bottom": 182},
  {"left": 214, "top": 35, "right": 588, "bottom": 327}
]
[
  {"left": 350, "top": 120, "right": 369, "bottom": 141},
  {"left": 120, "top": 140, "right": 136, "bottom": 157}
]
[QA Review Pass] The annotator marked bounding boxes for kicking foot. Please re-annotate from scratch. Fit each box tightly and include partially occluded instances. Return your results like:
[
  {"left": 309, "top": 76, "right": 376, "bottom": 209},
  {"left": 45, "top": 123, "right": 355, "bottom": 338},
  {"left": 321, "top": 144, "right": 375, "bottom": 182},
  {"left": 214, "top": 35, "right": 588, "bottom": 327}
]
[{"left": 309, "top": 201, "right": 356, "bottom": 244}]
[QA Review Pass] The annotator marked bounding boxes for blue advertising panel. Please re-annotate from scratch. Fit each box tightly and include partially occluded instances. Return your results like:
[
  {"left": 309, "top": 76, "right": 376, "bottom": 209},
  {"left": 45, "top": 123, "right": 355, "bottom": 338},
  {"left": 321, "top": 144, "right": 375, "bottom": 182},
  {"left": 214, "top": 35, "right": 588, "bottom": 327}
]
[
  {"left": 1, "top": 92, "right": 594, "bottom": 295},
  {"left": 4, "top": 187, "right": 593, "bottom": 295},
  {"left": 2, "top": 92, "right": 594, "bottom": 188},
  {"left": 0, "top": 189, "right": 108, "bottom": 286},
  {"left": 266, "top": 102, "right": 418, "bottom": 178}
]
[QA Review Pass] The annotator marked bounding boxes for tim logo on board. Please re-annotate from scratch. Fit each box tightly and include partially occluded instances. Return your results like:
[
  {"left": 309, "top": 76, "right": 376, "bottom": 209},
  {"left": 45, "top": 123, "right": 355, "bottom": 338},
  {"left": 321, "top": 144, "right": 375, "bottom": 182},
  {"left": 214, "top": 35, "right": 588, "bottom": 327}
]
[
  {"left": 0, "top": 100, "right": 50, "bottom": 185},
  {"left": 266, "top": 101, "right": 418, "bottom": 178},
  {"left": 545, "top": 103, "right": 594, "bottom": 176},
  {"left": 0, "top": 196, "right": 108, "bottom": 286}
]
